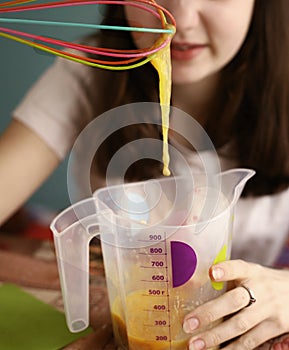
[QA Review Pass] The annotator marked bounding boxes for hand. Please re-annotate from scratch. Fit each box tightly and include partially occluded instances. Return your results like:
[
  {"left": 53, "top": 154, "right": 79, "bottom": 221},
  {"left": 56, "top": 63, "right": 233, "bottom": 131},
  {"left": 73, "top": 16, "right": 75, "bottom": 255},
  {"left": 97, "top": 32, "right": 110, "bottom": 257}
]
[{"left": 182, "top": 259, "right": 289, "bottom": 349}]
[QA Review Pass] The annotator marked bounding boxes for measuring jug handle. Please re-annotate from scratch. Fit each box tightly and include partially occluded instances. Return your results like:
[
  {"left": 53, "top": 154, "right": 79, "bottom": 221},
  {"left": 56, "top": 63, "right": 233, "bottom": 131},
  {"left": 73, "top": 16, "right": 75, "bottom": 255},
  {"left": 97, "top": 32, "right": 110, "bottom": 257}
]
[{"left": 50, "top": 199, "right": 101, "bottom": 333}]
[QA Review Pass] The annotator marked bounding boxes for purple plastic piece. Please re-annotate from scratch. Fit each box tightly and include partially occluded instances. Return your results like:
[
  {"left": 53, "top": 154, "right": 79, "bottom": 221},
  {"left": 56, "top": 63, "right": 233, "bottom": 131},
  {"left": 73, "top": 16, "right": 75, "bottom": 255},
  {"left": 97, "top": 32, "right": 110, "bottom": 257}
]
[{"left": 171, "top": 241, "right": 197, "bottom": 288}]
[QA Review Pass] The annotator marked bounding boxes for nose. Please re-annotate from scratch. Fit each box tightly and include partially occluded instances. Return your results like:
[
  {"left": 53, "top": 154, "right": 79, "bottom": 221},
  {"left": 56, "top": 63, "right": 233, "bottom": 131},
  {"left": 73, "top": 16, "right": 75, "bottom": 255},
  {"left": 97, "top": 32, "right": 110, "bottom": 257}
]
[{"left": 165, "top": 1, "right": 200, "bottom": 30}]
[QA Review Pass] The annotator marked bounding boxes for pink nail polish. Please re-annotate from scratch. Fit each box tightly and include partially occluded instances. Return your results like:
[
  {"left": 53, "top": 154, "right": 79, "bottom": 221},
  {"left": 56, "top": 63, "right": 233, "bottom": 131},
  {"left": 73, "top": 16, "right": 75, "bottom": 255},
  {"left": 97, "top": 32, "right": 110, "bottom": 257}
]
[
  {"left": 190, "top": 339, "right": 205, "bottom": 350},
  {"left": 183, "top": 317, "right": 199, "bottom": 333},
  {"left": 212, "top": 267, "right": 224, "bottom": 280}
]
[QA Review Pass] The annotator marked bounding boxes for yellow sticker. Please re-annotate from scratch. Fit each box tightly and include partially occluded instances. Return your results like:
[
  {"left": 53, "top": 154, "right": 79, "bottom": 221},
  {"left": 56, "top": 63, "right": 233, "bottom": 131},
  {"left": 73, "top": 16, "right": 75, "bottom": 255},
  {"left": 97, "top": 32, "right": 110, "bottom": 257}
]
[{"left": 211, "top": 245, "right": 227, "bottom": 291}]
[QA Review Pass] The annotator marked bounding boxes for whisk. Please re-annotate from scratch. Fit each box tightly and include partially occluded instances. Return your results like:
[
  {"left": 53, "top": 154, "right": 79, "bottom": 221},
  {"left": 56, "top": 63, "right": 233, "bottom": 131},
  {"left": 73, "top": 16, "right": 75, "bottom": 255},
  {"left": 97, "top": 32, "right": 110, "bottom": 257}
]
[{"left": 0, "top": 0, "right": 176, "bottom": 70}]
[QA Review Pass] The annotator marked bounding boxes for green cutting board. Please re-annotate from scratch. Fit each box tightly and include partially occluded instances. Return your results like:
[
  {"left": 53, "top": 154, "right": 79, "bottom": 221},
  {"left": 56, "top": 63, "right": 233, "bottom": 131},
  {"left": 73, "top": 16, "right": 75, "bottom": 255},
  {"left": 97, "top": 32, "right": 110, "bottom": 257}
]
[{"left": 0, "top": 283, "right": 92, "bottom": 350}]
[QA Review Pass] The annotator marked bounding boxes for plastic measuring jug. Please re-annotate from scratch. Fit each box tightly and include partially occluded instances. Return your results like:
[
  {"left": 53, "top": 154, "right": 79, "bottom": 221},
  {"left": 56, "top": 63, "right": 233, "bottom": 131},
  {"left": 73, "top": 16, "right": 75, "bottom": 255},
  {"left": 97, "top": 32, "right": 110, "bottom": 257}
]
[{"left": 50, "top": 168, "right": 254, "bottom": 350}]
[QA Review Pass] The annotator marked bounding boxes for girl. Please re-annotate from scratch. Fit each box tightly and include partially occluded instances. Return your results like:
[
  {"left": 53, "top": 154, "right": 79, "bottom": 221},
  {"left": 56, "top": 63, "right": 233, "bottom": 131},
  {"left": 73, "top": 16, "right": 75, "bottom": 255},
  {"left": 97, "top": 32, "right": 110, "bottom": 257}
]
[{"left": 0, "top": 0, "right": 288, "bottom": 348}]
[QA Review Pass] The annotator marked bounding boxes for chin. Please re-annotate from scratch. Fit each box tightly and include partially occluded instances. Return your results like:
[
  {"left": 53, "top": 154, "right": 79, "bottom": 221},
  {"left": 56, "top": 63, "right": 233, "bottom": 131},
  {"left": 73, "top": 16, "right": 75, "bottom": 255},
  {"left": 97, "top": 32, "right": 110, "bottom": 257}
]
[
  {"left": 172, "top": 71, "right": 207, "bottom": 85},
  {"left": 172, "top": 62, "right": 216, "bottom": 85}
]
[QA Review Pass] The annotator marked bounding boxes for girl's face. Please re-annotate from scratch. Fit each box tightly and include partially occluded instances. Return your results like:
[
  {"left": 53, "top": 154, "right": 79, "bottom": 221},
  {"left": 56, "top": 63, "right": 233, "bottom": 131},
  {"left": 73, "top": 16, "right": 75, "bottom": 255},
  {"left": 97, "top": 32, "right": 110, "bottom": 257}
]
[{"left": 125, "top": 0, "right": 255, "bottom": 84}]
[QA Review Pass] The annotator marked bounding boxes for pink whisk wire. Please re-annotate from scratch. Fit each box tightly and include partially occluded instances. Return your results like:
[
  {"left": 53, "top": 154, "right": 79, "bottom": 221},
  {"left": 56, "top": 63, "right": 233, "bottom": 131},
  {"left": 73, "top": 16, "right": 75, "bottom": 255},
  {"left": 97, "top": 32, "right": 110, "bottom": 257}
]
[{"left": 0, "top": 0, "right": 176, "bottom": 69}]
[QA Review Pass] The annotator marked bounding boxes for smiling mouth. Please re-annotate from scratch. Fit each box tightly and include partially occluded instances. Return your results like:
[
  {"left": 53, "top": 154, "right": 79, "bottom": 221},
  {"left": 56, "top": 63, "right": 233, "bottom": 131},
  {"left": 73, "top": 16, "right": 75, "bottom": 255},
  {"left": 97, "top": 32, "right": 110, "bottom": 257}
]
[
  {"left": 171, "top": 42, "right": 207, "bottom": 60},
  {"left": 172, "top": 43, "right": 206, "bottom": 50}
]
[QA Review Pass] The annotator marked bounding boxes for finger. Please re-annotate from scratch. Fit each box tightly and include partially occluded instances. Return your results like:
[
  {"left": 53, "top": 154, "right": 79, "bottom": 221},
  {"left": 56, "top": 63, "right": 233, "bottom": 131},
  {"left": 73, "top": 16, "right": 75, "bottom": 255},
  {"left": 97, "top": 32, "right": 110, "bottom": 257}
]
[
  {"left": 223, "top": 320, "right": 282, "bottom": 350},
  {"left": 209, "top": 259, "right": 261, "bottom": 283},
  {"left": 183, "top": 286, "right": 257, "bottom": 333},
  {"left": 187, "top": 307, "right": 268, "bottom": 350}
]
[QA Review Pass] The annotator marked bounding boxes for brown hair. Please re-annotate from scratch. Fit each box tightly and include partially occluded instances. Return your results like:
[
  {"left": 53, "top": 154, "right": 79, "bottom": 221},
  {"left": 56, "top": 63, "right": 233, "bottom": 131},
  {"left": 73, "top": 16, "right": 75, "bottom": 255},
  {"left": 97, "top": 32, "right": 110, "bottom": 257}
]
[{"left": 90, "top": 1, "right": 289, "bottom": 196}]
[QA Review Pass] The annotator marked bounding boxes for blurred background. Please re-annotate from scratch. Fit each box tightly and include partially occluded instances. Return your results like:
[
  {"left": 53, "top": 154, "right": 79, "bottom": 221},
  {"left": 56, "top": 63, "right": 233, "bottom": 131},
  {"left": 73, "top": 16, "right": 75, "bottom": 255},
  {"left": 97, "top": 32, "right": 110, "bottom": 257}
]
[{"left": 0, "top": 2, "right": 103, "bottom": 212}]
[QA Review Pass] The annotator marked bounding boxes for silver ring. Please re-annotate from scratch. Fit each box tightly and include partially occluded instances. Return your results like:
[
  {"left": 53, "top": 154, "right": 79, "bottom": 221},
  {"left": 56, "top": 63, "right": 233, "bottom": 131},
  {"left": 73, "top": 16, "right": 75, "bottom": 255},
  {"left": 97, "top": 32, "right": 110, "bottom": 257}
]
[{"left": 240, "top": 285, "right": 256, "bottom": 307}]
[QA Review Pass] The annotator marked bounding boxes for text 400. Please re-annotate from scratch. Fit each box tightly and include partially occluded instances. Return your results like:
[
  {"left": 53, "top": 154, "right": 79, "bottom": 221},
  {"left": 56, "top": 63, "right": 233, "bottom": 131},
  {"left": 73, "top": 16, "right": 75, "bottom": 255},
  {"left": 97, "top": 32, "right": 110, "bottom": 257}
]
[{"left": 154, "top": 304, "right": 166, "bottom": 310}]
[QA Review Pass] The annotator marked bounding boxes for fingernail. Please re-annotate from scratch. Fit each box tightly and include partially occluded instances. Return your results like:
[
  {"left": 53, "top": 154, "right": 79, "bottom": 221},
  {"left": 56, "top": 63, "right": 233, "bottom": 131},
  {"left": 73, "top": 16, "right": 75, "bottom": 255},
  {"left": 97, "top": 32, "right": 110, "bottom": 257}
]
[
  {"left": 189, "top": 339, "right": 206, "bottom": 350},
  {"left": 183, "top": 317, "right": 199, "bottom": 333},
  {"left": 211, "top": 266, "right": 224, "bottom": 280}
]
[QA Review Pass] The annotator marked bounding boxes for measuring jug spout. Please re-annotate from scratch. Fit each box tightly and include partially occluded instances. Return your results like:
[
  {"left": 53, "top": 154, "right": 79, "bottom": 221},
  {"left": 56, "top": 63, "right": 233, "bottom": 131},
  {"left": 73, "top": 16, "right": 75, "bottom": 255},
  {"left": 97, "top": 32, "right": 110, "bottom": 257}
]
[
  {"left": 220, "top": 168, "right": 255, "bottom": 207},
  {"left": 50, "top": 198, "right": 103, "bottom": 333}
]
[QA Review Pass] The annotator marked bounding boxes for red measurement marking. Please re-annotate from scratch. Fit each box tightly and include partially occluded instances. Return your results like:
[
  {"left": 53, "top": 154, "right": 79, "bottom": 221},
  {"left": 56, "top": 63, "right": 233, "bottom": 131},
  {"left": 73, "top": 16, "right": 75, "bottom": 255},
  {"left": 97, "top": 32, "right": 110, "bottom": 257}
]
[{"left": 140, "top": 279, "right": 169, "bottom": 283}]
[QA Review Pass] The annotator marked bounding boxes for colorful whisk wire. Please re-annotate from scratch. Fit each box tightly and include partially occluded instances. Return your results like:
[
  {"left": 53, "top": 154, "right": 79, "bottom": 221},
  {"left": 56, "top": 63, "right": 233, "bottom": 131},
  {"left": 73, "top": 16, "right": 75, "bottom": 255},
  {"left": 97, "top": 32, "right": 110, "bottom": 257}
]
[{"left": 0, "top": 0, "right": 176, "bottom": 70}]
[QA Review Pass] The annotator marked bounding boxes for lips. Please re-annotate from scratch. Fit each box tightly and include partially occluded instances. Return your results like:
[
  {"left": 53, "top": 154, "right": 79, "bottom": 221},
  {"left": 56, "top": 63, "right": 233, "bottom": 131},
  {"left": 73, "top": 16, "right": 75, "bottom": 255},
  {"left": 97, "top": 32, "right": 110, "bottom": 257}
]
[{"left": 171, "top": 42, "right": 207, "bottom": 61}]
